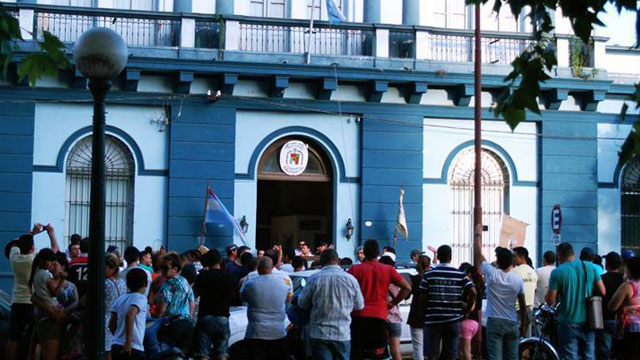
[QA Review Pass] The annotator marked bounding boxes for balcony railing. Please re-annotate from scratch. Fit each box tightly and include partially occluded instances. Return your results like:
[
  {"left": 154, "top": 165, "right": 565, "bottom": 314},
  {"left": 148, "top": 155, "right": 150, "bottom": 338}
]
[
  {"left": 35, "top": 7, "right": 181, "bottom": 47},
  {"left": 238, "top": 20, "right": 373, "bottom": 56},
  {"left": 4, "top": 2, "right": 603, "bottom": 69}
]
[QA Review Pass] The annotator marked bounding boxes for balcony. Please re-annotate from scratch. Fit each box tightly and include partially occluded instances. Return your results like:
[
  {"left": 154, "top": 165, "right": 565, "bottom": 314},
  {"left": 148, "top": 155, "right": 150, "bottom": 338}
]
[{"left": 5, "top": 3, "right": 605, "bottom": 76}]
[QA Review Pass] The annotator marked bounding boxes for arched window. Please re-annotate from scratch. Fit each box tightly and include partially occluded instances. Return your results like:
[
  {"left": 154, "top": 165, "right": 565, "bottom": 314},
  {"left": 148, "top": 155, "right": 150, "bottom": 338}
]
[
  {"left": 449, "top": 148, "right": 510, "bottom": 265},
  {"left": 621, "top": 158, "right": 640, "bottom": 251},
  {"left": 65, "top": 135, "right": 135, "bottom": 251}
]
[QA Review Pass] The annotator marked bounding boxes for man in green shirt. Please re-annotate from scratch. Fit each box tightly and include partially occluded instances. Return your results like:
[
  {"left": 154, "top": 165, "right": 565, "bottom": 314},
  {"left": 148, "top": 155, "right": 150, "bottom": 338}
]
[{"left": 546, "top": 243, "right": 606, "bottom": 360}]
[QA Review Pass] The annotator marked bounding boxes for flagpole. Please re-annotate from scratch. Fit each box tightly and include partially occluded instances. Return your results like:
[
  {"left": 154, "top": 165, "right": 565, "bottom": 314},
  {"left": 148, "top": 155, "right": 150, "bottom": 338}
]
[
  {"left": 200, "top": 181, "right": 210, "bottom": 246},
  {"left": 306, "top": 0, "right": 317, "bottom": 64}
]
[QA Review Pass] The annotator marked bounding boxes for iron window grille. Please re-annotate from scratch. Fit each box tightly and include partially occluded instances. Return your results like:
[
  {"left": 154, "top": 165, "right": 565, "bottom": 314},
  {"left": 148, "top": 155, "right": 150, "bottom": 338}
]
[
  {"left": 449, "top": 148, "right": 510, "bottom": 265},
  {"left": 622, "top": 157, "right": 640, "bottom": 252},
  {"left": 65, "top": 135, "right": 135, "bottom": 251}
]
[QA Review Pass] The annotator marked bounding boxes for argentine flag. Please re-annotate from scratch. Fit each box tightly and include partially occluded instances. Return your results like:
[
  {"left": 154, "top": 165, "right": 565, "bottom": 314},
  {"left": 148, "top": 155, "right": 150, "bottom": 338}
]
[
  {"left": 205, "top": 189, "right": 248, "bottom": 245},
  {"left": 326, "top": 0, "right": 346, "bottom": 24}
]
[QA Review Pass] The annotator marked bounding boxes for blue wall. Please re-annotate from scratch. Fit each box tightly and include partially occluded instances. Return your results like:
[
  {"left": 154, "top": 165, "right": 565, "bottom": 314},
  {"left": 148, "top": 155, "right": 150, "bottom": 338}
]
[
  {"left": 0, "top": 103, "right": 35, "bottom": 293},
  {"left": 360, "top": 113, "right": 423, "bottom": 260},
  {"left": 538, "top": 116, "right": 599, "bottom": 257},
  {"left": 167, "top": 101, "right": 237, "bottom": 253}
]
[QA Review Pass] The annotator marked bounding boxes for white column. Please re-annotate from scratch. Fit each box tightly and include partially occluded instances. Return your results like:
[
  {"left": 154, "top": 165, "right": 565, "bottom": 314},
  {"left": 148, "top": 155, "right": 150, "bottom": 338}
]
[
  {"left": 225, "top": 20, "right": 240, "bottom": 50},
  {"left": 375, "top": 28, "right": 389, "bottom": 58},
  {"left": 557, "top": 38, "right": 570, "bottom": 67},
  {"left": 180, "top": 18, "right": 195, "bottom": 47},
  {"left": 415, "top": 30, "right": 430, "bottom": 59},
  {"left": 593, "top": 39, "right": 606, "bottom": 69},
  {"left": 18, "top": 9, "right": 34, "bottom": 40}
]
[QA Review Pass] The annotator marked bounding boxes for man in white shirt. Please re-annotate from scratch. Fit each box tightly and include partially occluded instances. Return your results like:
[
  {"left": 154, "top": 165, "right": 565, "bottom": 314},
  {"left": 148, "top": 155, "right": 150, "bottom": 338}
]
[
  {"left": 512, "top": 247, "right": 538, "bottom": 337},
  {"left": 5, "top": 223, "right": 59, "bottom": 360},
  {"left": 535, "top": 251, "right": 556, "bottom": 308},
  {"left": 474, "top": 225, "right": 527, "bottom": 360}
]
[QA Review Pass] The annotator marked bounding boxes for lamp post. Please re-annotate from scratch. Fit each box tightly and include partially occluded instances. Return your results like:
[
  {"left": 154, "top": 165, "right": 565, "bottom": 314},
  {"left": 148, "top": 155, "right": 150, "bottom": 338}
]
[{"left": 73, "top": 27, "right": 128, "bottom": 359}]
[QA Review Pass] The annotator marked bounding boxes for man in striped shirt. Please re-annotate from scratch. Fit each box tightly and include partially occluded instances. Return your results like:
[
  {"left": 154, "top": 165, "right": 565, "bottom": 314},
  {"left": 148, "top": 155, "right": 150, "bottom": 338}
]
[{"left": 420, "top": 245, "right": 476, "bottom": 360}]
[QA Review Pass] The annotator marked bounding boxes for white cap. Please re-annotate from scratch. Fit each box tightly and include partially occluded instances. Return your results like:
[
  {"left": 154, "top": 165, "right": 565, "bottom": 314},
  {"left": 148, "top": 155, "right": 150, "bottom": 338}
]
[{"left": 381, "top": 251, "right": 396, "bottom": 262}]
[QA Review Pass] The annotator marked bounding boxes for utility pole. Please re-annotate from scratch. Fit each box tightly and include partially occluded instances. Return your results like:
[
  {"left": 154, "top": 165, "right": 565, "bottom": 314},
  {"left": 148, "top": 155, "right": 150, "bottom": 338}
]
[
  {"left": 473, "top": 2, "right": 483, "bottom": 357},
  {"left": 473, "top": 2, "right": 482, "bottom": 266}
]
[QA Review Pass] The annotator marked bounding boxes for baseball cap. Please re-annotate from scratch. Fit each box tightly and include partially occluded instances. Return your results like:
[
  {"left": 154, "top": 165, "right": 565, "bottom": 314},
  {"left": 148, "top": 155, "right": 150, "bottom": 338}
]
[
  {"left": 225, "top": 244, "right": 238, "bottom": 253},
  {"left": 622, "top": 249, "right": 636, "bottom": 260},
  {"left": 381, "top": 251, "right": 397, "bottom": 262},
  {"left": 580, "top": 247, "right": 595, "bottom": 261}
]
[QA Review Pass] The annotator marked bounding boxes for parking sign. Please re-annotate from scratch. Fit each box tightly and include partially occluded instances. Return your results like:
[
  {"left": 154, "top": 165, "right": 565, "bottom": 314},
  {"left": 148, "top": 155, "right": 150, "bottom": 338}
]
[{"left": 551, "top": 205, "right": 562, "bottom": 235}]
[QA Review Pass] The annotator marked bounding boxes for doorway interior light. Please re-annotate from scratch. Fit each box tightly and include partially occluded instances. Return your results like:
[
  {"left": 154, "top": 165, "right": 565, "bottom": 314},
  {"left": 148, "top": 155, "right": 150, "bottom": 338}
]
[
  {"left": 240, "top": 215, "right": 249, "bottom": 233},
  {"left": 345, "top": 218, "right": 354, "bottom": 240}
]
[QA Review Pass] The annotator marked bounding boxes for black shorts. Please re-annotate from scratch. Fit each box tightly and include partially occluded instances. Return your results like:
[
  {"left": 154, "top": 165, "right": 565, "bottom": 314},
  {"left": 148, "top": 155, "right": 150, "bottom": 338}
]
[
  {"left": 8, "top": 303, "right": 34, "bottom": 341},
  {"left": 351, "top": 316, "right": 389, "bottom": 360}
]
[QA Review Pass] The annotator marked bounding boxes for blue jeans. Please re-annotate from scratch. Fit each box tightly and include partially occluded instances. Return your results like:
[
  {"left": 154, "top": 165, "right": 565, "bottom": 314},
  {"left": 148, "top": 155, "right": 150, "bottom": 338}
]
[
  {"left": 193, "top": 315, "right": 231, "bottom": 359},
  {"left": 310, "top": 339, "right": 350, "bottom": 360},
  {"left": 486, "top": 317, "right": 519, "bottom": 360},
  {"left": 596, "top": 320, "right": 616, "bottom": 360},
  {"left": 144, "top": 316, "right": 170, "bottom": 355},
  {"left": 423, "top": 321, "right": 460, "bottom": 359},
  {"left": 557, "top": 322, "right": 595, "bottom": 360}
]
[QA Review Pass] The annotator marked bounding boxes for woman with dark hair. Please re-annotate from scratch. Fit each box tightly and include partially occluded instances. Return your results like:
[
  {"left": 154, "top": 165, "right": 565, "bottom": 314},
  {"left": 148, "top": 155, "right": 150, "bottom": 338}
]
[
  {"left": 29, "top": 248, "right": 63, "bottom": 360},
  {"left": 459, "top": 262, "right": 485, "bottom": 360},
  {"left": 609, "top": 256, "right": 640, "bottom": 359},
  {"left": 407, "top": 253, "right": 431, "bottom": 360}
]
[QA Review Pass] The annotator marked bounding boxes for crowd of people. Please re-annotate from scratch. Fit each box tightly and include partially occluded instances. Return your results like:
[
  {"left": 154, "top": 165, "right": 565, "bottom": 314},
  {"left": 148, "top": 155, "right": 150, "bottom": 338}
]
[{"left": 4, "top": 222, "right": 640, "bottom": 360}]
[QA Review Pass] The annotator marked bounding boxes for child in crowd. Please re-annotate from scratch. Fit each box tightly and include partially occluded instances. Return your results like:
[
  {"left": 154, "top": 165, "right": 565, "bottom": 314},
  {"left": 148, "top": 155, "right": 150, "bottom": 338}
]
[{"left": 109, "top": 267, "right": 149, "bottom": 360}]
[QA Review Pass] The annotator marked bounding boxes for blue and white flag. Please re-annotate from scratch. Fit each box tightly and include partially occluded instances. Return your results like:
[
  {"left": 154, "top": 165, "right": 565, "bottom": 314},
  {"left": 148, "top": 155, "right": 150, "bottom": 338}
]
[
  {"left": 326, "top": 0, "right": 346, "bottom": 24},
  {"left": 205, "top": 189, "right": 247, "bottom": 245}
]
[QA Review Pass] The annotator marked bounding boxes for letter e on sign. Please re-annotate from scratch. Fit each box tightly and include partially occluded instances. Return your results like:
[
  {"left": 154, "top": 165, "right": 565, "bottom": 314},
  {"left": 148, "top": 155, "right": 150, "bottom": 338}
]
[{"left": 551, "top": 205, "right": 562, "bottom": 235}]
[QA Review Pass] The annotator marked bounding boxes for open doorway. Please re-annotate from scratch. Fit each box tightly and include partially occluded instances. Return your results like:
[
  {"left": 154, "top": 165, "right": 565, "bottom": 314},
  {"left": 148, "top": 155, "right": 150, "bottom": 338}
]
[{"left": 256, "top": 137, "right": 333, "bottom": 252}]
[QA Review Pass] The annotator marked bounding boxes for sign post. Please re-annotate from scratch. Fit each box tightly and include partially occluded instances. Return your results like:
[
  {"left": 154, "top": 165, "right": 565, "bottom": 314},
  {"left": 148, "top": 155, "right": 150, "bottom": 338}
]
[{"left": 551, "top": 204, "right": 562, "bottom": 245}]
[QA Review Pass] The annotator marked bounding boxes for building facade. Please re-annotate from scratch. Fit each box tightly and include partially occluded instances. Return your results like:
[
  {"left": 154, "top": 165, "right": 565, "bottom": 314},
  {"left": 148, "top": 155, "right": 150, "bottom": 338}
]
[{"left": 0, "top": 0, "right": 639, "bottom": 290}]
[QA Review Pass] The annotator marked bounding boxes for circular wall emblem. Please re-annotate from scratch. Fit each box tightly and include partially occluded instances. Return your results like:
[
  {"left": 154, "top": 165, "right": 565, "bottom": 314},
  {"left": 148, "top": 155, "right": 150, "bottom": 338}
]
[{"left": 279, "top": 140, "right": 309, "bottom": 176}]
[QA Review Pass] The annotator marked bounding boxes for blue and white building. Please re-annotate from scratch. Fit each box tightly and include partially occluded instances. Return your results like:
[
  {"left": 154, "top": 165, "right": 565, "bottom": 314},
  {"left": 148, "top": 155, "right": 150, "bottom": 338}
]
[{"left": 0, "top": 0, "right": 639, "bottom": 290}]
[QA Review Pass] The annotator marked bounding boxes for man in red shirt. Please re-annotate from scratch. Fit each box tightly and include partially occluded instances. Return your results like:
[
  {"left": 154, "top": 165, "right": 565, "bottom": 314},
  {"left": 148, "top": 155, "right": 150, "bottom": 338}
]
[
  {"left": 68, "top": 237, "right": 89, "bottom": 299},
  {"left": 348, "top": 240, "right": 411, "bottom": 359}
]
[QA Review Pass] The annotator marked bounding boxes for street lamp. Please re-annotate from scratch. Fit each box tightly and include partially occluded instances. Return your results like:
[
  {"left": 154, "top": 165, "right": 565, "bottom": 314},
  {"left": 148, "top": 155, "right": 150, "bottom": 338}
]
[{"left": 73, "top": 27, "right": 127, "bottom": 359}]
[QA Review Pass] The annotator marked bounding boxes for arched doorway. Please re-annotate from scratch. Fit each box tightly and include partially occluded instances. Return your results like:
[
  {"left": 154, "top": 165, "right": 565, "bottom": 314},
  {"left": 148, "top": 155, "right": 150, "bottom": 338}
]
[
  {"left": 256, "top": 136, "right": 334, "bottom": 252},
  {"left": 449, "top": 147, "right": 510, "bottom": 265}
]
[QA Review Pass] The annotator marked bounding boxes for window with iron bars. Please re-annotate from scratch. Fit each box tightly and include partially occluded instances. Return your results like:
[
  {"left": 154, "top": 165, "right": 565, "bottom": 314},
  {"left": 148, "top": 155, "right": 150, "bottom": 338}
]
[
  {"left": 65, "top": 135, "right": 135, "bottom": 251},
  {"left": 449, "top": 148, "right": 510, "bottom": 266},
  {"left": 622, "top": 157, "right": 640, "bottom": 252}
]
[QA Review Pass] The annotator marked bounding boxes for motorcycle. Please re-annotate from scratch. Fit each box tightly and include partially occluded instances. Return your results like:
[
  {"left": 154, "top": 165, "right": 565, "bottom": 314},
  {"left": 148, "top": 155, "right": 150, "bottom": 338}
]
[{"left": 519, "top": 304, "right": 560, "bottom": 360}]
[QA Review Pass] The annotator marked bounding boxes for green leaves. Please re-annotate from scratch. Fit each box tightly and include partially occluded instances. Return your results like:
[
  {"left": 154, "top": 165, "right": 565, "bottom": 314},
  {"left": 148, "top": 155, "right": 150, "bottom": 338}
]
[
  {"left": 618, "top": 122, "right": 640, "bottom": 166},
  {"left": 17, "top": 31, "right": 70, "bottom": 86},
  {"left": 0, "top": 6, "right": 22, "bottom": 79}
]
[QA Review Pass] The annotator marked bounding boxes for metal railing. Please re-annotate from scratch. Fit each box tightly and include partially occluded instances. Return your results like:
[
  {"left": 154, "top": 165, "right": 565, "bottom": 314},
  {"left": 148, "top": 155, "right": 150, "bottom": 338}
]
[
  {"left": 238, "top": 19, "right": 373, "bottom": 56},
  {"left": 389, "top": 29, "right": 414, "bottom": 58},
  {"left": 195, "top": 19, "right": 221, "bottom": 49},
  {"left": 33, "top": 6, "right": 181, "bottom": 47},
  {"left": 3, "top": 3, "right": 565, "bottom": 65}
]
